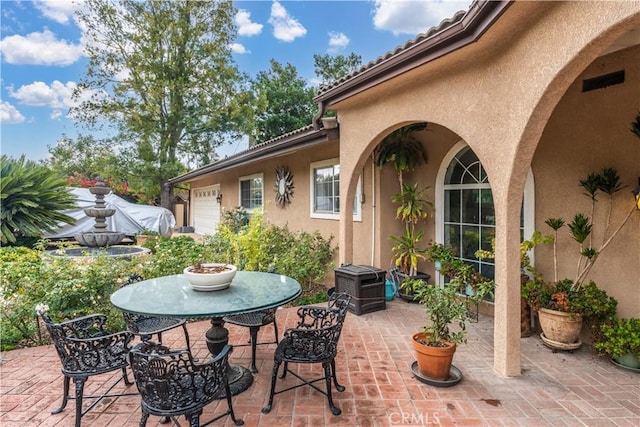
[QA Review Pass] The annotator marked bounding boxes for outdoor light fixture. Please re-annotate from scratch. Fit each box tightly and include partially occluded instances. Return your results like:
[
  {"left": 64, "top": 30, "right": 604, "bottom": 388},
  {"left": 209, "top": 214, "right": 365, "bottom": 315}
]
[
  {"left": 633, "top": 177, "right": 640, "bottom": 210},
  {"left": 216, "top": 192, "right": 223, "bottom": 204}
]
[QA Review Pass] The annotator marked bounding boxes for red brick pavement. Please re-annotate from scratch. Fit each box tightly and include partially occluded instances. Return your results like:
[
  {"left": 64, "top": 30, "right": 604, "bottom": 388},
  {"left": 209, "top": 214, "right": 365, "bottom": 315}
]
[{"left": 1, "top": 300, "right": 639, "bottom": 426}]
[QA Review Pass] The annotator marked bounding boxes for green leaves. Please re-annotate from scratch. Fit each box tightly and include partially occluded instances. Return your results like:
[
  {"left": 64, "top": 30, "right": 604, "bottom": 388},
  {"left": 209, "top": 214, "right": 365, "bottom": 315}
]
[
  {"left": 1, "top": 155, "right": 77, "bottom": 245},
  {"left": 595, "top": 317, "right": 640, "bottom": 359},
  {"left": 374, "top": 123, "right": 428, "bottom": 190},
  {"left": 250, "top": 60, "right": 316, "bottom": 143},
  {"left": 406, "top": 279, "right": 468, "bottom": 345},
  {"left": 74, "top": 0, "right": 252, "bottom": 184}
]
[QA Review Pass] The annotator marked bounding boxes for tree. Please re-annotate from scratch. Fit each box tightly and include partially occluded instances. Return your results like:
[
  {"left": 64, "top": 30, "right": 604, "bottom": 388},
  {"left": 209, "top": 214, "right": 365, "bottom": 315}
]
[
  {"left": 250, "top": 60, "right": 316, "bottom": 144},
  {"left": 313, "top": 53, "right": 362, "bottom": 87},
  {"left": 0, "top": 155, "right": 77, "bottom": 246},
  {"left": 73, "top": 0, "right": 254, "bottom": 206}
]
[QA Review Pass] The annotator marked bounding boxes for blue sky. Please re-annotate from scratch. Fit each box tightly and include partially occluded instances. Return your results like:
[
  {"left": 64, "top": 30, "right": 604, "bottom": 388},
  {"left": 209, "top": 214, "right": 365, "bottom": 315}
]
[{"left": 1, "top": 0, "right": 470, "bottom": 162}]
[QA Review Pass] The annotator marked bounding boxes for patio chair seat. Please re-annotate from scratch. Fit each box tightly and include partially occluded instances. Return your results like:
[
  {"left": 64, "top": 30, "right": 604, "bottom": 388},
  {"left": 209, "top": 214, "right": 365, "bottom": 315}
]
[
  {"left": 36, "top": 307, "right": 137, "bottom": 427},
  {"left": 261, "top": 293, "right": 351, "bottom": 416},
  {"left": 122, "top": 274, "right": 191, "bottom": 351},
  {"left": 223, "top": 308, "right": 278, "bottom": 373}
]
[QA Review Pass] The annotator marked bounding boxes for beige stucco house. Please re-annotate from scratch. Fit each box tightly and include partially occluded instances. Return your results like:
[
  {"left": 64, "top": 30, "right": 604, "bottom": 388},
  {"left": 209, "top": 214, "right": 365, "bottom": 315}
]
[{"left": 168, "top": 1, "right": 640, "bottom": 377}]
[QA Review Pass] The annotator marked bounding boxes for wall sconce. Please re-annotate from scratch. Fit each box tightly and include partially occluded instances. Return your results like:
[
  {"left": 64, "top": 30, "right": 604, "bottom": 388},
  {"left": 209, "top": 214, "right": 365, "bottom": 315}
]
[
  {"left": 216, "top": 192, "right": 223, "bottom": 204},
  {"left": 633, "top": 177, "right": 640, "bottom": 210}
]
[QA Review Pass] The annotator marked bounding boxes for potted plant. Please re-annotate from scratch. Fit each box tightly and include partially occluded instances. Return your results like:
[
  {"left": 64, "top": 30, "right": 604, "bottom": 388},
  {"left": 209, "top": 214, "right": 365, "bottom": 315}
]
[
  {"left": 402, "top": 277, "right": 468, "bottom": 382},
  {"left": 521, "top": 167, "right": 630, "bottom": 349},
  {"left": 475, "top": 231, "right": 553, "bottom": 336},
  {"left": 594, "top": 317, "right": 640, "bottom": 370},
  {"left": 390, "top": 182, "right": 433, "bottom": 271},
  {"left": 375, "top": 123, "right": 432, "bottom": 300},
  {"left": 183, "top": 262, "right": 237, "bottom": 291}
]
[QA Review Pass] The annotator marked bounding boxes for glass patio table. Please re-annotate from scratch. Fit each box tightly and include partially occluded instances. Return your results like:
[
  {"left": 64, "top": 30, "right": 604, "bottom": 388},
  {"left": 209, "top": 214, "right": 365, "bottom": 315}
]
[{"left": 110, "top": 270, "right": 302, "bottom": 396}]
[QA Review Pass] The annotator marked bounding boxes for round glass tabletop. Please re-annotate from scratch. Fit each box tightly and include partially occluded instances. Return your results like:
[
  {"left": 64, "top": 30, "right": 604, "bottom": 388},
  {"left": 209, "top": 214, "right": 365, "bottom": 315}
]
[{"left": 111, "top": 271, "right": 302, "bottom": 318}]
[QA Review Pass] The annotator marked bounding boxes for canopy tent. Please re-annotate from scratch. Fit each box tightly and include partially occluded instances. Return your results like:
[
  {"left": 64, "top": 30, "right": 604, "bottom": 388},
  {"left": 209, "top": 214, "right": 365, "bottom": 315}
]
[{"left": 45, "top": 188, "right": 175, "bottom": 239}]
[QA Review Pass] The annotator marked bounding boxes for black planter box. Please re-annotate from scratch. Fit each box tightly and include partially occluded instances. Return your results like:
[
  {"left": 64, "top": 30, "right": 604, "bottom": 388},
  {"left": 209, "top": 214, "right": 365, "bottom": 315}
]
[
  {"left": 334, "top": 265, "right": 386, "bottom": 315},
  {"left": 394, "top": 271, "right": 431, "bottom": 303}
]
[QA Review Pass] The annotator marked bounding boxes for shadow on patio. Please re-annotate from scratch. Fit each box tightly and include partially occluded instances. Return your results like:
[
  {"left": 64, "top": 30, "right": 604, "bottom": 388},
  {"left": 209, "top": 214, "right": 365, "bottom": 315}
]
[{"left": 1, "top": 299, "right": 638, "bottom": 426}]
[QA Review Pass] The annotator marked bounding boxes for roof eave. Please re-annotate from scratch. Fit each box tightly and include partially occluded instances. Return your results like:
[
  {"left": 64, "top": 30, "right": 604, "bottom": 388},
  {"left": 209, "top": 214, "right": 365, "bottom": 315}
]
[
  {"left": 314, "top": 0, "right": 512, "bottom": 107},
  {"left": 168, "top": 127, "right": 338, "bottom": 185}
]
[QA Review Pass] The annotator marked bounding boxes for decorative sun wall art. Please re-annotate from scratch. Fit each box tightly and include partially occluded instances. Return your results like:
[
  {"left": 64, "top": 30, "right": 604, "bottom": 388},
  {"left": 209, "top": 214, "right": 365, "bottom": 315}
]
[{"left": 274, "top": 165, "right": 294, "bottom": 208}]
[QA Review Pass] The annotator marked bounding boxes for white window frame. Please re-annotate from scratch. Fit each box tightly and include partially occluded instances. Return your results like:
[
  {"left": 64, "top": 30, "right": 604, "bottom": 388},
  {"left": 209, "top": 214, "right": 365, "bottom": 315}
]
[
  {"left": 238, "top": 173, "right": 264, "bottom": 212},
  {"left": 435, "top": 141, "right": 534, "bottom": 285},
  {"left": 309, "top": 158, "right": 362, "bottom": 221}
]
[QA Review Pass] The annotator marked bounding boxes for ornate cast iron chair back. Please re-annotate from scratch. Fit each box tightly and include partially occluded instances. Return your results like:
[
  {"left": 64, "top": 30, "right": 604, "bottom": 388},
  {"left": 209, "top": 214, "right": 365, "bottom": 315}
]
[
  {"left": 262, "top": 293, "right": 352, "bottom": 416},
  {"left": 223, "top": 269, "right": 280, "bottom": 373},
  {"left": 36, "top": 307, "right": 135, "bottom": 427},
  {"left": 121, "top": 274, "right": 191, "bottom": 351},
  {"left": 129, "top": 342, "right": 244, "bottom": 426}
]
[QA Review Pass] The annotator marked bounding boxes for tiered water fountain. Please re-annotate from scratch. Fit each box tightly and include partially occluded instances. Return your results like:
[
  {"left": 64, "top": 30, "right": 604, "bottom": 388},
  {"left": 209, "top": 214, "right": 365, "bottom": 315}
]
[{"left": 45, "top": 178, "right": 150, "bottom": 260}]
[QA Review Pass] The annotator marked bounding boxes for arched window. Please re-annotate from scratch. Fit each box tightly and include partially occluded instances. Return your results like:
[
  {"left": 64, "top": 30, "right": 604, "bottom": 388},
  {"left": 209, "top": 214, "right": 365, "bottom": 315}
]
[{"left": 435, "top": 142, "right": 534, "bottom": 284}]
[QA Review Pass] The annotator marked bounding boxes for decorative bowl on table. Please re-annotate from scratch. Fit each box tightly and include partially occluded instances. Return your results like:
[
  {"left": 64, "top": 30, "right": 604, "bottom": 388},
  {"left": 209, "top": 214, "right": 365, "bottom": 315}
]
[{"left": 183, "top": 263, "right": 237, "bottom": 291}]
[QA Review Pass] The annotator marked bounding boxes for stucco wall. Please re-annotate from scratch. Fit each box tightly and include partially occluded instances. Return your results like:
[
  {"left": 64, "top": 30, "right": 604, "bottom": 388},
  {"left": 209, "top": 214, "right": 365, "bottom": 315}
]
[{"left": 533, "top": 45, "right": 640, "bottom": 318}]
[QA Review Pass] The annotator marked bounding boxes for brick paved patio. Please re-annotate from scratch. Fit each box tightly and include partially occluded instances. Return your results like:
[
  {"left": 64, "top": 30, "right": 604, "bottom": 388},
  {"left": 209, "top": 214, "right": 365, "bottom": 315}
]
[{"left": 1, "top": 299, "right": 638, "bottom": 426}]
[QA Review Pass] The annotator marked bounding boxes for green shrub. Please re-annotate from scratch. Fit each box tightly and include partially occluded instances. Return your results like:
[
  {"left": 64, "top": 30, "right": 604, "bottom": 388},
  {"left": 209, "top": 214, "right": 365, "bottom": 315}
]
[
  {"left": 0, "top": 155, "right": 77, "bottom": 246},
  {"left": 0, "top": 214, "right": 337, "bottom": 350}
]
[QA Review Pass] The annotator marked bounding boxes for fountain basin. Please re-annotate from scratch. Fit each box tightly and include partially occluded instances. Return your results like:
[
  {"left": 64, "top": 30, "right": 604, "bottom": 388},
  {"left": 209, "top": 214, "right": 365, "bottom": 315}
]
[
  {"left": 84, "top": 208, "right": 116, "bottom": 218},
  {"left": 44, "top": 245, "right": 151, "bottom": 261},
  {"left": 75, "top": 232, "right": 125, "bottom": 247}
]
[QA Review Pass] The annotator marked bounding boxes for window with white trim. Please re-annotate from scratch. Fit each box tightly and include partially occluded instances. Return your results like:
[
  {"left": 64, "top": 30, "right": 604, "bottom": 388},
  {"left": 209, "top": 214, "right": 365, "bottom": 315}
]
[
  {"left": 310, "top": 159, "right": 362, "bottom": 221},
  {"left": 437, "top": 144, "right": 534, "bottom": 284},
  {"left": 239, "top": 174, "right": 263, "bottom": 210}
]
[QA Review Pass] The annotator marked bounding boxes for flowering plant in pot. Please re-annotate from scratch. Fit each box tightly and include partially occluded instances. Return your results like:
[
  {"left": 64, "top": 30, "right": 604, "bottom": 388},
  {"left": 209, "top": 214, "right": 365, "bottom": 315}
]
[{"left": 522, "top": 167, "right": 632, "bottom": 348}]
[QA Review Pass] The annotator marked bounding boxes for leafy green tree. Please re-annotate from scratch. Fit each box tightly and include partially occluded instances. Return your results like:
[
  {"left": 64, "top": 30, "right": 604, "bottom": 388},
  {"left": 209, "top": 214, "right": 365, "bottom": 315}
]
[
  {"left": 47, "top": 134, "right": 119, "bottom": 179},
  {"left": 313, "top": 53, "right": 362, "bottom": 87},
  {"left": 73, "top": 0, "right": 254, "bottom": 205},
  {"left": 250, "top": 60, "right": 316, "bottom": 143},
  {"left": 0, "top": 155, "right": 77, "bottom": 246}
]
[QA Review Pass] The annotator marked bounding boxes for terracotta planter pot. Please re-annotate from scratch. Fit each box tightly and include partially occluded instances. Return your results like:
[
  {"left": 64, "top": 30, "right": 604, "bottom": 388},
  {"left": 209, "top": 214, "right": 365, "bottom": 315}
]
[
  {"left": 411, "top": 332, "right": 456, "bottom": 381},
  {"left": 538, "top": 308, "right": 583, "bottom": 344}
]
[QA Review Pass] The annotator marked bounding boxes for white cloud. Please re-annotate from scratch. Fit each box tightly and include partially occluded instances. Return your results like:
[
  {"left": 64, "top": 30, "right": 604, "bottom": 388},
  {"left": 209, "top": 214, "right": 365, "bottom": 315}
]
[
  {"left": 50, "top": 109, "right": 63, "bottom": 120},
  {"left": 231, "top": 43, "right": 249, "bottom": 54},
  {"left": 268, "top": 1, "right": 306, "bottom": 43},
  {"left": 0, "top": 101, "right": 26, "bottom": 124},
  {"left": 328, "top": 32, "right": 349, "bottom": 53},
  {"left": 8, "top": 80, "right": 77, "bottom": 109},
  {"left": 372, "top": 0, "right": 470, "bottom": 35},
  {"left": 33, "top": 0, "right": 78, "bottom": 24},
  {"left": 236, "top": 9, "right": 263, "bottom": 37},
  {"left": 0, "top": 29, "right": 84, "bottom": 66}
]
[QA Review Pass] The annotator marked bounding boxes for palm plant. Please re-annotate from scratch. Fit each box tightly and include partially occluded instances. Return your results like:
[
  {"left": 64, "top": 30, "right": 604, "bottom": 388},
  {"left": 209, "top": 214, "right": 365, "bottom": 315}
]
[
  {"left": 0, "top": 155, "right": 77, "bottom": 246},
  {"left": 374, "top": 122, "right": 428, "bottom": 192}
]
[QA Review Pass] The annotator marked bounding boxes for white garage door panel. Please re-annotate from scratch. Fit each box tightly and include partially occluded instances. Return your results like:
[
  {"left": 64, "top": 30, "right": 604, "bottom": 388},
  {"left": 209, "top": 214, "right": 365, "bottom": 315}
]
[{"left": 191, "top": 185, "right": 220, "bottom": 236}]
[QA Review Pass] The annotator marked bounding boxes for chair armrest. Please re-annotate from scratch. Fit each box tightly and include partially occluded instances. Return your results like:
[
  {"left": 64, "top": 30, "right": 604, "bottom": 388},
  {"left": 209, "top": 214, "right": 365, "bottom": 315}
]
[
  {"left": 279, "top": 326, "right": 337, "bottom": 360},
  {"left": 59, "top": 313, "right": 110, "bottom": 339},
  {"left": 62, "top": 330, "right": 134, "bottom": 374}
]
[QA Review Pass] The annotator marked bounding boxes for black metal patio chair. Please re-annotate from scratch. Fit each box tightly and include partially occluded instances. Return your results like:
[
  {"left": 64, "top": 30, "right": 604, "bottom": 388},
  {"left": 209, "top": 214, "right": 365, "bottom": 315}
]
[
  {"left": 223, "top": 269, "right": 280, "bottom": 373},
  {"left": 122, "top": 274, "right": 192, "bottom": 351},
  {"left": 129, "top": 342, "right": 244, "bottom": 426},
  {"left": 261, "top": 293, "right": 351, "bottom": 416},
  {"left": 36, "top": 306, "right": 136, "bottom": 427}
]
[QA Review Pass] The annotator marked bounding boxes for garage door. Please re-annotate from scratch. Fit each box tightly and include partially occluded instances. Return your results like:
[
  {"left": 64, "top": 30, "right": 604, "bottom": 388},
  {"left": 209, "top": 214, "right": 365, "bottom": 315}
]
[{"left": 191, "top": 185, "right": 221, "bottom": 236}]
